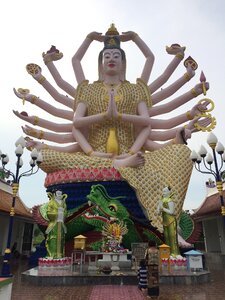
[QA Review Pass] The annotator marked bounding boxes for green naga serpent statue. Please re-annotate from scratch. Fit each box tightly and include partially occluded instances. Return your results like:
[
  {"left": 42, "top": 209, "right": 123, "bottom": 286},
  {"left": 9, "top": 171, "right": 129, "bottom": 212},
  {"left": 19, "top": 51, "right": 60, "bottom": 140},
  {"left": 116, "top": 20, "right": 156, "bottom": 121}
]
[{"left": 33, "top": 184, "right": 198, "bottom": 254}]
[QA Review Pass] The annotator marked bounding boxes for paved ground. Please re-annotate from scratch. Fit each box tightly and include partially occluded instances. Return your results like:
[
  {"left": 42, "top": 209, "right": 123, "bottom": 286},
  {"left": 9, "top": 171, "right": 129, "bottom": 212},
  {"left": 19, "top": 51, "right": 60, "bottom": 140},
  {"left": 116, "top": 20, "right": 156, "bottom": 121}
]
[{"left": 5, "top": 256, "right": 225, "bottom": 299}]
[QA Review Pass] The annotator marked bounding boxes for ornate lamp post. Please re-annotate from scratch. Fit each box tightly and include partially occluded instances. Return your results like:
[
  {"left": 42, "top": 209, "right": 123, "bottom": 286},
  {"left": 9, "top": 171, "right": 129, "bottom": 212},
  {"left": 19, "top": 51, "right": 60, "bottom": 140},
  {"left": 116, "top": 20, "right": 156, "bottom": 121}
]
[
  {"left": 0, "top": 137, "right": 42, "bottom": 277},
  {"left": 190, "top": 132, "right": 225, "bottom": 224}
]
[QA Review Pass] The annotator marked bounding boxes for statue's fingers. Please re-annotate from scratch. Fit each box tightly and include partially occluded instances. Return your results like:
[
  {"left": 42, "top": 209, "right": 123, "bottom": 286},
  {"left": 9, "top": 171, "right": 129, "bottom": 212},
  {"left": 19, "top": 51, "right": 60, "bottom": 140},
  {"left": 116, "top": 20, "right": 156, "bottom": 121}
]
[
  {"left": 13, "top": 110, "right": 19, "bottom": 116},
  {"left": 13, "top": 88, "right": 21, "bottom": 98},
  {"left": 21, "top": 126, "right": 28, "bottom": 134}
]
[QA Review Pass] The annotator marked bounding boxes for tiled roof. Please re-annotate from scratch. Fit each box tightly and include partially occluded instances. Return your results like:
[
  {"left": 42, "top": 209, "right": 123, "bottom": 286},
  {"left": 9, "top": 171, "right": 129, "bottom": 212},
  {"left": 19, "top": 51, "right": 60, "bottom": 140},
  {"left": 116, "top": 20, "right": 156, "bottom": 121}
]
[
  {"left": 0, "top": 184, "right": 32, "bottom": 219},
  {"left": 192, "top": 191, "right": 224, "bottom": 220}
]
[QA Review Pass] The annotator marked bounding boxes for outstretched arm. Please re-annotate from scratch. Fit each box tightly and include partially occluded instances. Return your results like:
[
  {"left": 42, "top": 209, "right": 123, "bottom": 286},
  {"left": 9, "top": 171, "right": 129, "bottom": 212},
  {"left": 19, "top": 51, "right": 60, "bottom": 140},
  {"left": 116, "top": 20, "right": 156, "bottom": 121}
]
[
  {"left": 13, "top": 110, "right": 72, "bottom": 132},
  {"left": 14, "top": 88, "right": 73, "bottom": 121},
  {"left": 150, "top": 116, "right": 211, "bottom": 141},
  {"left": 120, "top": 31, "right": 155, "bottom": 83},
  {"left": 151, "top": 64, "right": 195, "bottom": 105},
  {"left": 25, "top": 138, "right": 81, "bottom": 153},
  {"left": 149, "top": 44, "right": 186, "bottom": 94},
  {"left": 22, "top": 125, "right": 74, "bottom": 143},
  {"left": 144, "top": 126, "right": 190, "bottom": 151},
  {"left": 42, "top": 47, "right": 76, "bottom": 97},
  {"left": 26, "top": 64, "right": 74, "bottom": 109},
  {"left": 72, "top": 32, "right": 104, "bottom": 84},
  {"left": 150, "top": 82, "right": 209, "bottom": 119}
]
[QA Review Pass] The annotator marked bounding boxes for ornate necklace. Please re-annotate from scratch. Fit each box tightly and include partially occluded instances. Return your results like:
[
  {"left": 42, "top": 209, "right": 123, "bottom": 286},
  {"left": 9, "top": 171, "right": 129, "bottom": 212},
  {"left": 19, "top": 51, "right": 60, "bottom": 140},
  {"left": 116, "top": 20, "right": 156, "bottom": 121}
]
[{"left": 103, "top": 81, "right": 121, "bottom": 89}]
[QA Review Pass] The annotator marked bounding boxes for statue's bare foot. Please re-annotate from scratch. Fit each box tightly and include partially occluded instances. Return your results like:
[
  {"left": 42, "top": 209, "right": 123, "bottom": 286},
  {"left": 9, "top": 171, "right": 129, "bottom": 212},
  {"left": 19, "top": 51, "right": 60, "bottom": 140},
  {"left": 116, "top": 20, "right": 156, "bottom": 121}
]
[{"left": 113, "top": 152, "right": 145, "bottom": 168}]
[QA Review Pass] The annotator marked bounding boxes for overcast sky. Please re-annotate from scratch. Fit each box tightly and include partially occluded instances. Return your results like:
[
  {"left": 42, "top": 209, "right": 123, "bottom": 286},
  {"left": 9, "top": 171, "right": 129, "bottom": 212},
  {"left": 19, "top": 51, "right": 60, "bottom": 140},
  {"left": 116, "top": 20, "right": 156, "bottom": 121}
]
[{"left": 0, "top": 0, "right": 225, "bottom": 211}]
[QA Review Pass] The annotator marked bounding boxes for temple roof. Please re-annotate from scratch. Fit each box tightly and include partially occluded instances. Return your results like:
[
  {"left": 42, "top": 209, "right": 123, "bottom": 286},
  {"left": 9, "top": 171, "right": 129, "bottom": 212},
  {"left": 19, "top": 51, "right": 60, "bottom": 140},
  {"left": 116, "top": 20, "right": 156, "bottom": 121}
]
[
  {"left": 0, "top": 180, "right": 32, "bottom": 219},
  {"left": 192, "top": 181, "right": 225, "bottom": 220}
]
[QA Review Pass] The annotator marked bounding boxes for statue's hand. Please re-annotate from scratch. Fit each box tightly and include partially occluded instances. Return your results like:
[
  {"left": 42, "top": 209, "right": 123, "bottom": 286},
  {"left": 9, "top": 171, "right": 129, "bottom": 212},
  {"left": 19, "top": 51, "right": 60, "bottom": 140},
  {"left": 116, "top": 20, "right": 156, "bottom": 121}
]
[
  {"left": 22, "top": 125, "right": 43, "bottom": 139},
  {"left": 42, "top": 46, "right": 63, "bottom": 64},
  {"left": 87, "top": 31, "right": 104, "bottom": 42},
  {"left": 24, "top": 137, "right": 43, "bottom": 151},
  {"left": 183, "top": 128, "right": 192, "bottom": 141},
  {"left": 13, "top": 110, "right": 33, "bottom": 123},
  {"left": 187, "top": 116, "right": 211, "bottom": 133},
  {"left": 190, "top": 99, "right": 210, "bottom": 118},
  {"left": 26, "top": 63, "right": 42, "bottom": 78},
  {"left": 194, "top": 82, "right": 209, "bottom": 95},
  {"left": 106, "top": 95, "right": 113, "bottom": 118},
  {"left": 166, "top": 44, "right": 186, "bottom": 55},
  {"left": 111, "top": 94, "right": 118, "bottom": 119},
  {"left": 25, "top": 64, "right": 46, "bottom": 84},
  {"left": 120, "top": 31, "right": 137, "bottom": 42},
  {"left": 106, "top": 91, "right": 118, "bottom": 119},
  {"left": 186, "top": 63, "right": 195, "bottom": 79},
  {"left": 175, "top": 127, "right": 192, "bottom": 144},
  {"left": 186, "top": 118, "right": 198, "bottom": 132},
  {"left": 13, "top": 88, "right": 35, "bottom": 103}
]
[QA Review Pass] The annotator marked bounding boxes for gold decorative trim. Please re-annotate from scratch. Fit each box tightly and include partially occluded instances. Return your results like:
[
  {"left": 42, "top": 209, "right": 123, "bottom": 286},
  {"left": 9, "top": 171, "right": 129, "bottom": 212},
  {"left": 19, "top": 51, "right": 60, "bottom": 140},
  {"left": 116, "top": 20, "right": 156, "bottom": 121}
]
[
  {"left": 31, "top": 95, "right": 38, "bottom": 104},
  {"left": 176, "top": 53, "right": 184, "bottom": 60},
  {"left": 33, "top": 116, "right": 39, "bottom": 125},
  {"left": 191, "top": 88, "right": 198, "bottom": 97},
  {"left": 186, "top": 111, "right": 193, "bottom": 120}
]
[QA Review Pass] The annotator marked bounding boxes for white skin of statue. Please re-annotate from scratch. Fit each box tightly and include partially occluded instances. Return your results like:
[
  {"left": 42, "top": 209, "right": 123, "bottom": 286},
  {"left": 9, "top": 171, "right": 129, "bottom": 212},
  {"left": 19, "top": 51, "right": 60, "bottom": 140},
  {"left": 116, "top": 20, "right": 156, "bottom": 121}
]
[
  {"left": 13, "top": 30, "right": 211, "bottom": 168},
  {"left": 54, "top": 190, "right": 64, "bottom": 223},
  {"left": 157, "top": 187, "right": 175, "bottom": 215}
]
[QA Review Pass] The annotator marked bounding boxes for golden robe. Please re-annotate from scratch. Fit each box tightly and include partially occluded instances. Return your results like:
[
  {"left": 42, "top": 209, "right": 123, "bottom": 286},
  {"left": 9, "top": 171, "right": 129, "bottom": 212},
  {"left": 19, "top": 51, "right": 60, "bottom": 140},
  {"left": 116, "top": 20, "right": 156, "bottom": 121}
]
[{"left": 40, "top": 80, "right": 193, "bottom": 231}]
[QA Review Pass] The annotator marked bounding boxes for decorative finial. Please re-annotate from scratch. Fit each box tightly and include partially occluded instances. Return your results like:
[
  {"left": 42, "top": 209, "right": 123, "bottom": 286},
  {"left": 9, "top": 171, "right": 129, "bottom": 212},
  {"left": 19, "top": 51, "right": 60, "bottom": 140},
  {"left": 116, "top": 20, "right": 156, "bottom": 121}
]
[{"left": 105, "top": 23, "right": 119, "bottom": 36}]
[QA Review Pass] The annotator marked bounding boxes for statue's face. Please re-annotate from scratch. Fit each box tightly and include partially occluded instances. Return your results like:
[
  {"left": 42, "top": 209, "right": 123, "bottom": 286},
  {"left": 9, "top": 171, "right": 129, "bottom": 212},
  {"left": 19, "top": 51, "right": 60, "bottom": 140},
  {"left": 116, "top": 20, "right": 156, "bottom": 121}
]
[
  {"left": 102, "top": 49, "right": 122, "bottom": 76},
  {"left": 55, "top": 190, "right": 63, "bottom": 198},
  {"left": 162, "top": 186, "right": 170, "bottom": 197}
]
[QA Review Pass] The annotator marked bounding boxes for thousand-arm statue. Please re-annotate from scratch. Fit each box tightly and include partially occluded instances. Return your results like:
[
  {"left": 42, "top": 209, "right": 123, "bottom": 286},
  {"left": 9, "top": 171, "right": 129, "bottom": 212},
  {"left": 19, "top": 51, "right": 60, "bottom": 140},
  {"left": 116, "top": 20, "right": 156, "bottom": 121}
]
[{"left": 13, "top": 24, "right": 215, "bottom": 232}]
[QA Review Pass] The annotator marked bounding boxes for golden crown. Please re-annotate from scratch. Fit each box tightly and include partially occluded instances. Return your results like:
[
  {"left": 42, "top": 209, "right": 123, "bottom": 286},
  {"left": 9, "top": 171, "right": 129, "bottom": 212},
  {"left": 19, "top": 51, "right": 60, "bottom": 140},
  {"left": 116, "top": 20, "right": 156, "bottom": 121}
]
[
  {"left": 105, "top": 23, "right": 119, "bottom": 36},
  {"left": 104, "top": 23, "right": 120, "bottom": 49}
]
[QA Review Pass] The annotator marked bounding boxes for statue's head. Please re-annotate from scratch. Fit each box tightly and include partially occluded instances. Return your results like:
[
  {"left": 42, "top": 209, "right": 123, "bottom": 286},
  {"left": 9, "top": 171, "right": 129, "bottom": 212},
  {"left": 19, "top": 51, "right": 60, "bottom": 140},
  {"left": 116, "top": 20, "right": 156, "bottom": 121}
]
[
  {"left": 98, "top": 24, "right": 126, "bottom": 81},
  {"left": 52, "top": 189, "right": 63, "bottom": 199},
  {"left": 162, "top": 186, "right": 171, "bottom": 197}
]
